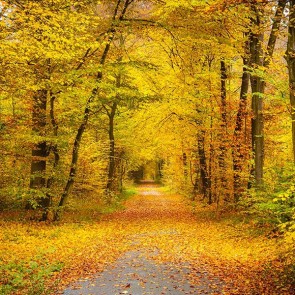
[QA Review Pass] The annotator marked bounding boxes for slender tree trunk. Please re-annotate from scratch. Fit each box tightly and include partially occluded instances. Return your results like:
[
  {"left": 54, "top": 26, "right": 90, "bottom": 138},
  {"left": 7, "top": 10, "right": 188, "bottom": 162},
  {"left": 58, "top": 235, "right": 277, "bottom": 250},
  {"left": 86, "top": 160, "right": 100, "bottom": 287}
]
[
  {"left": 42, "top": 94, "right": 60, "bottom": 220},
  {"left": 47, "top": 94, "right": 60, "bottom": 179},
  {"left": 233, "top": 54, "right": 250, "bottom": 202},
  {"left": 220, "top": 59, "right": 227, "bottom": 127},
  {"left": 249, "top": 4, "right": 264, "bottom": 186},
  {"left": 209, "top": 140, "right": 214, "bottom": 205},
  {"left": 56, "top": 106, "right": 90, "bottom": 207},
  {"left": 286, "top": 0, "right": 295, "bottom": 163},
  {"left": 219, "top": 59, "right": 228, "bottom": 199},
  {"left": 55, "top": 91, "right": 102, "bottom": 220},
  {"left": 156, "top": 159, "right": 164, "bottom": 181},
  {"left": 106, "top": 102, "right": 118, "bottom": 194},
  {"left": 105, "top": 56, "right": 122, "bottom": 196},
  {"left": 117, "top": 149, "right": 125, "bottom": 192},
  {"left": 28, "top": 89, "right": 49, "bottom": 211},
  {"left": 183, "top": 152, "right": 188, "bottom": 178},
  {"left": 195, "top": 128, "right": 211, "bottom": 204},
  {"left": 265, "top": 0, "right": 287, "bottom": 68},
  {"left": 55, "top": 88, "right": 104, "bottom": 216}
]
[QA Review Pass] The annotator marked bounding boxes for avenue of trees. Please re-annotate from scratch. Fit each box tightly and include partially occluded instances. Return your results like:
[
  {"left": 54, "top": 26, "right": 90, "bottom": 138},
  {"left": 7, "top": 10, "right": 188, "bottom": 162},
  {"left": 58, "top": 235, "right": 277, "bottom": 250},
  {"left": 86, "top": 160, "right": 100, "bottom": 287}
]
[{"left": 0, "top": 0, "right": 294, "bottom": 247}]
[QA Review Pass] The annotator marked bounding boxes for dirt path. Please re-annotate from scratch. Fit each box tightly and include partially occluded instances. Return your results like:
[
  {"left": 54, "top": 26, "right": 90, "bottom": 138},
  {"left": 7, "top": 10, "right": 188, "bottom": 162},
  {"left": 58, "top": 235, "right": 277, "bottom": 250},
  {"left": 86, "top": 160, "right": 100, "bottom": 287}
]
[
  {"left": 62, "top": 183, "right": 224, "bottom": 295},
  {"left": 61, "top": 182, "right": 290, "bottom": 295}
]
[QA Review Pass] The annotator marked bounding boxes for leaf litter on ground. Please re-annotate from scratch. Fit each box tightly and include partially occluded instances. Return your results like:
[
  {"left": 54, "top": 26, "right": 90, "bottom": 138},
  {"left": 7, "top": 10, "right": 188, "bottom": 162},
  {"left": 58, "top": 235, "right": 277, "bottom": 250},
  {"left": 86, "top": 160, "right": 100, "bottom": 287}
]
[{"left": 0, "top": 183, "right": 294, "bottom": 294}]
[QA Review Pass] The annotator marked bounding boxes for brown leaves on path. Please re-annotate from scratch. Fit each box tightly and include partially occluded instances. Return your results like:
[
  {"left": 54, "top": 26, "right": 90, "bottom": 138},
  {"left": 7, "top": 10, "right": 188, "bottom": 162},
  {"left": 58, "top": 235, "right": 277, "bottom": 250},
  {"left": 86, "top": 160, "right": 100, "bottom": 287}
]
[
  {"left": 62, "top": 183, "right": 292, "bottom": 294},
  {"left": 1, "top": 183, "right": 293, "bottom": 294}
]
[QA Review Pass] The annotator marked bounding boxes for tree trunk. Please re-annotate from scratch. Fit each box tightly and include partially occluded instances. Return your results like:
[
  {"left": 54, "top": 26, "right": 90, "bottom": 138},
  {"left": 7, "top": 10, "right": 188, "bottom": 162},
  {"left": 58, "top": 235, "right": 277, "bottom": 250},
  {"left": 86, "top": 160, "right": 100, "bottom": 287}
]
[
  {"left": 219, "top": 59, "right": 228, "bottom": 199},
  {"left": 54, "top": 43, "right": 110, "bottom": 220},
  {"left": 106, "top": 102, "right": 118, "bottom": 194},
  {"left": 57, "top": 111, "right": 89, "bottom": 205},
  {"left": 249, "top": 4, "right": 264, "bottom": 186},
  {"left": 156, "top": 159, "right": 164, "bottom": 181},
  {"left": 183, "top": 152, "right": 188, "bottom": 178},
  {"left": 106, "top": 56, "right": 122, "bottom": 196},
  {"left": 249, "top": 1, "right": 286, "bottom": 186},
  {"left": 233, "top": 54, "right": 250, "bottom": 202},
  {"left": 286, "top": 0, "right": 295, "bottom": 163},
  {"left": 117, "top": 149, "right": 125, "bottom": 192},
  {"left": 54, "top": 0, "right": 133, "bottom": 220},
  {"left": 47, "top": 94, "right": 60, "bottom": 183},
  {"left": 28, "top": 89, "right": 49, "bottom": 212},
  {"left": 220, "top": 59, "right": 227, "bottom": 127},
  {"left": 40, "top": 94, "right": 60, "bottom": 221},
  {"left": 265, "top": 0, "right": 287, "bottom": 68},
  {"left": 195, "top": 128, "right": 211, "bottom": 204}
]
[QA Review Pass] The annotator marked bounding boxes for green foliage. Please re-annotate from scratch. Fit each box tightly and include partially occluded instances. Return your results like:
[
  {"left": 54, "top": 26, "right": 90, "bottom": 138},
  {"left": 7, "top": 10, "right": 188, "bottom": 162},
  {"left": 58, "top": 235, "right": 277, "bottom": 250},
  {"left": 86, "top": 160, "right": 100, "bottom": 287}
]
[
  {"left": 0, "top": 259, "right": 62, "bottom": 295},
  {"left": 239, "top": 166, "right": 295, "bottom": 280},
  {"left": 120, "top": 187, "right": 138, "bottom": 200},
  {"left": 239, "top": 165, "right": 295, "bottom": 225},
  {"left": 273, "top": 186, "right": 295, "bottom": 224},
  {"left": 275, "top": 185, "right": 295, "bottom": 273},
  {"left": 101, "top": 187, "right": 138, "bottom": 213}
]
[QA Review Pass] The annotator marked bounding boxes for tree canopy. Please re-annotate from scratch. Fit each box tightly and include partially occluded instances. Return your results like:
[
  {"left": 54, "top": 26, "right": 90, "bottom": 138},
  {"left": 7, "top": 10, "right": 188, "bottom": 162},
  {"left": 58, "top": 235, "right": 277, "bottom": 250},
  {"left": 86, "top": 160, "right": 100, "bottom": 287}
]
[{"left": 1, "top": 0, "right": 295, "bottom": 293}]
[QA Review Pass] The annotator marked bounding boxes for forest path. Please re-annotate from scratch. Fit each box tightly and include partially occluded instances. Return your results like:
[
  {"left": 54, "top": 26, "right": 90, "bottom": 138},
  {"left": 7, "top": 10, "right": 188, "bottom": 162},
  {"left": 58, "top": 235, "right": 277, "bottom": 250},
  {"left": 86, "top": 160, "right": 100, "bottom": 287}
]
[
  {"left": 60, "top": 182, "right": 285, "bottom": 295},
  {"left": 62, "top": 182, "right": 224, "bottom": 295}
]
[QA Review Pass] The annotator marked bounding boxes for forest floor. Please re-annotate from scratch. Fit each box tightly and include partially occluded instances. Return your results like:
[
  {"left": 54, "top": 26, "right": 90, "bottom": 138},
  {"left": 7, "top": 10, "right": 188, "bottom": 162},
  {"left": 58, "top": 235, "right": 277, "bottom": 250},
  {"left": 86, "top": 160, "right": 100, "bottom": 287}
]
[{"left": 1, "top": 182, "right": 294, "bottom": 294}]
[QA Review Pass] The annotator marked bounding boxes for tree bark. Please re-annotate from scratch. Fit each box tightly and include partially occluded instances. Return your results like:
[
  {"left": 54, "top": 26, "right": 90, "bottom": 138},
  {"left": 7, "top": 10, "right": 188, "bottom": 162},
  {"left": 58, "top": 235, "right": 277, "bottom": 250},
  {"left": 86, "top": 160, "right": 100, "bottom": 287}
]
[
  {"left": 106, "top": 54, "right": 122, "bottom": 196},
  {"left": 117, "top": 149, "right": 126, "bottom": 191},
  {"left": 219, "top": 59, "right": 228, "bottom": 199},
  {"left": 232, "top": 0, "right": 286, "bottom": 196},
  {"left": 286, "top": 0, "right": 295, "bottom": 163},
  {"left": 39, "top": 94, "right": 60, "bottom": 220},
  {"left": 183, "top": 152, "right": 188, "bottom": 178},
  {"left": 249, "top": 3, "right": 264, "bottom": 186},
  {"left": 246, "top": 1, "right": 286, "bottom": 188},
  {"left": 265, "top": 0, "right": 287, "bottom": 68},
  {"left": 28, "top": 89, "right": 49, "bottom": 211},
  {"left": 195, "top": 126, "right": 211, "bottom": 204},
  {"left": 47, "top": 94, "right": 60, "bottom": 177},
  {"left": 233, "top": 53, "right": 250, "bottom": 202},
  {"left": 106, "top": 102, "right": 118, "bottom": 194}
]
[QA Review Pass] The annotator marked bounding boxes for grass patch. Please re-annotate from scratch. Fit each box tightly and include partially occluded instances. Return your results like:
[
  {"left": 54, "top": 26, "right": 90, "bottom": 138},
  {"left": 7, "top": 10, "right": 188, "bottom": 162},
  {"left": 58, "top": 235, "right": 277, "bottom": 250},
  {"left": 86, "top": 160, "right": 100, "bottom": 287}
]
[
  {"left": 0, "top": 186, "right": 139, "bottom": 294},
  {"left": 0, "top": 250, "right": 63, "bottom": 295},
  {"left": 100, "top": 186, "right": 138, "bottom": 214}
]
